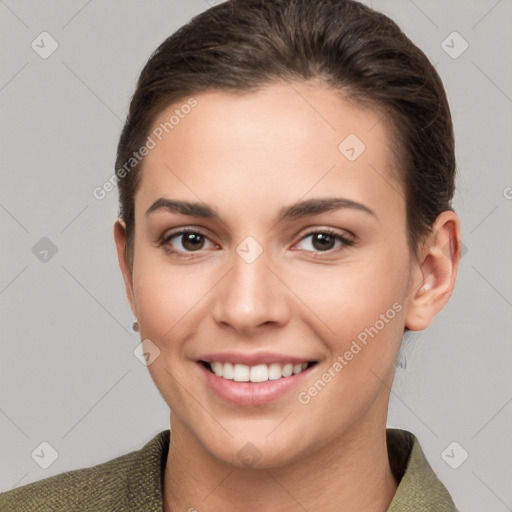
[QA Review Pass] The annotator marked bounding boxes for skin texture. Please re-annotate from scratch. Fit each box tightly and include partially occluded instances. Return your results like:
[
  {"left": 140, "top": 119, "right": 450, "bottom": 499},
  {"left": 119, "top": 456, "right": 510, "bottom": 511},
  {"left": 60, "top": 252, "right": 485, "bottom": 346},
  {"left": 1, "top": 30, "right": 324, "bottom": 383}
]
[{"left": 114, "top": 81, "right": 461, "bottom": 512}]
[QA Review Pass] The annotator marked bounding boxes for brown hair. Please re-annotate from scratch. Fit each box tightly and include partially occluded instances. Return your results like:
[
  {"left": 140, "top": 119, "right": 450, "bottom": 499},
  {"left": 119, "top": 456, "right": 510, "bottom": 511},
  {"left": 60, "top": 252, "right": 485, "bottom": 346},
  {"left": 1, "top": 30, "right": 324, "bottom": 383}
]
[{"left": 116, "top": 0, "right": 455, "bottom": 267}]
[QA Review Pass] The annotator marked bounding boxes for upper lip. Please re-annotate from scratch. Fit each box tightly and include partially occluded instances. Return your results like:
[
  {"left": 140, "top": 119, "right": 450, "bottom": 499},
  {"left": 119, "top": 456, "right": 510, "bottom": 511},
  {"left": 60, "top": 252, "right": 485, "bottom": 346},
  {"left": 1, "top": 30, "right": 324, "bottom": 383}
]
[{"left": 198, "top": 351, "right": 315, "bottom": 366}]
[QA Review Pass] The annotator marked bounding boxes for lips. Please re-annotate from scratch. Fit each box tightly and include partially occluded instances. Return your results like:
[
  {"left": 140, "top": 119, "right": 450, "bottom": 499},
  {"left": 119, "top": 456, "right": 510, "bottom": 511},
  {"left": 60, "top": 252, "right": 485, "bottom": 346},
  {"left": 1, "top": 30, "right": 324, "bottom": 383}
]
[{"left": 196, "top": 351, "right": 318, "bottom": 406}]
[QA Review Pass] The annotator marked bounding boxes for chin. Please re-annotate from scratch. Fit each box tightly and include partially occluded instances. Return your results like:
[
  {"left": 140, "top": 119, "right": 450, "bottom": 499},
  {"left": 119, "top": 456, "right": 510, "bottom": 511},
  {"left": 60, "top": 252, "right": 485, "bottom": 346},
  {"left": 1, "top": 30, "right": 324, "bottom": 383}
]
[
  {"left": 191, "top": 421, "right": 314, "bottom": 471},
  {"left": 213, "top": 439, "right": 307, "bottom": 471}
]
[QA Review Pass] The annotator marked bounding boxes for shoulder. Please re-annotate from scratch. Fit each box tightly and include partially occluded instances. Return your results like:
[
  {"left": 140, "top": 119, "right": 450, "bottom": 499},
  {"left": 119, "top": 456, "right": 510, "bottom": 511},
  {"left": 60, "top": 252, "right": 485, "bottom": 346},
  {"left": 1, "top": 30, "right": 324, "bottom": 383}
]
[
  {"left": 0, "top": 430, "right": 169, "bottom": 512},
  {"left": 386, "top": 428, "right": 458, "bottom": 512}
]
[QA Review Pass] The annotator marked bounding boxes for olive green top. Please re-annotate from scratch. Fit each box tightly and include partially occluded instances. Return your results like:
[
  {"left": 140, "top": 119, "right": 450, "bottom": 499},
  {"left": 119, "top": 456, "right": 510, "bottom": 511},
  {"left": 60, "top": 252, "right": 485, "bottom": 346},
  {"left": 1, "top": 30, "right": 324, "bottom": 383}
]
[{"left": 0, "top": 428, "right": 457, "bottom": 511}]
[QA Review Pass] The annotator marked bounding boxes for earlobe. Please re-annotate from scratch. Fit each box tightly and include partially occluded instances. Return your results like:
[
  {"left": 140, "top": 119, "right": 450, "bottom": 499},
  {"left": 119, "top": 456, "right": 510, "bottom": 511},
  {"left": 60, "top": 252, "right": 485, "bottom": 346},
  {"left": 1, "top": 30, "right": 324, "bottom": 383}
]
[
  {"left": 405, "top": 211, "right": 461, "bottom": 331},
  {"left": 113, "top": 219, "right": 136, "bottom": 316}
]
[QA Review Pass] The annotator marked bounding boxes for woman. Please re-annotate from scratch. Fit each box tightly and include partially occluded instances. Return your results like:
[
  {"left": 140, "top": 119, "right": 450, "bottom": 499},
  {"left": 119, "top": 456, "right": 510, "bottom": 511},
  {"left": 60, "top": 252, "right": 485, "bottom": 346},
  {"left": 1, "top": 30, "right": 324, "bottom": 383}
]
[{"left": 0, "top": 0, "right": 461, "bottom": 510}]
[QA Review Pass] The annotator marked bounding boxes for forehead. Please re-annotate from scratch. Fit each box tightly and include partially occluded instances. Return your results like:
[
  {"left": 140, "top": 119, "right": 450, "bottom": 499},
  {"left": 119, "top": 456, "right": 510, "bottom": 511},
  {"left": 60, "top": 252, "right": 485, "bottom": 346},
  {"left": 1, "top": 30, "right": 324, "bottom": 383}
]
[{"left": 136, "top": 82, "right": 404, "bottom": 221}]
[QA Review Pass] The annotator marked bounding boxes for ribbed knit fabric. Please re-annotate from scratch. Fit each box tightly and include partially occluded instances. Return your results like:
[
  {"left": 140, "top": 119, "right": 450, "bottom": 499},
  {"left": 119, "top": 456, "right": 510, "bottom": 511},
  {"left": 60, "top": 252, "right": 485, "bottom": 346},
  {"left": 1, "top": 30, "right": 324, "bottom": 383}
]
[
  {"left": 386, "top": 429, "right": 457, "bottom": 511},
  {"left": 0, "top": 431, "right": 168, "bottom": 512},
  {"left": 0, "top": 428, "right": 457, "bottom": 511}
]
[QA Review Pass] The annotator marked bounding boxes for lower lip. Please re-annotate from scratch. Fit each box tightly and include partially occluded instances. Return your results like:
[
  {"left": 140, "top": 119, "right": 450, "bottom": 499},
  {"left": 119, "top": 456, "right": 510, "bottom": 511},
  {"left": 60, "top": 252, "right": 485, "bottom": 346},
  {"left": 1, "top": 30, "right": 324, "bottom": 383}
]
[{"left": 198, "top": 362, "right": 314, "bottom": 406}]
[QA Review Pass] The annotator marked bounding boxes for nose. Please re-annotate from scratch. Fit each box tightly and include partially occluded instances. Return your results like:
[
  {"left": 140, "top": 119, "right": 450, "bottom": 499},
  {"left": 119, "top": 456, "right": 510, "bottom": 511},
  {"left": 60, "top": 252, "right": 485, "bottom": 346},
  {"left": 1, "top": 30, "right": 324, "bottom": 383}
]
[{"left": 212, "top": 246, "right": 291, "bottom": 335}]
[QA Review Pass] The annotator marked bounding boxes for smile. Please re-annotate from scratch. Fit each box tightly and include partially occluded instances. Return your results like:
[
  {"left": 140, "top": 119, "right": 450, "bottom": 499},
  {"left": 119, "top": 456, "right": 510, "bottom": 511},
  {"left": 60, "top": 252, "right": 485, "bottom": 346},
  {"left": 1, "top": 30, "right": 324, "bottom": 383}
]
[
  {"left": 201, "top": 361, "right": 315, "bottom": 383},
  {"left": 197, "top": 352, "right": 318, "bottom": 406}
]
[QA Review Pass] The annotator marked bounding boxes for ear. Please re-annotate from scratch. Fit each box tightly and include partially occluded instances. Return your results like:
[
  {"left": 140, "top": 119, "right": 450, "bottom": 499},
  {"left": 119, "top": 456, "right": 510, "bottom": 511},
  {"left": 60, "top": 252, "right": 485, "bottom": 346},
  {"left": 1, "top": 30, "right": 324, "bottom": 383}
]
[
  {"left": 113, "top": 219, "right": 136, "bottom": 317},
  {"left": 405, "top": 211, "right": 461, "bottom": 331}
]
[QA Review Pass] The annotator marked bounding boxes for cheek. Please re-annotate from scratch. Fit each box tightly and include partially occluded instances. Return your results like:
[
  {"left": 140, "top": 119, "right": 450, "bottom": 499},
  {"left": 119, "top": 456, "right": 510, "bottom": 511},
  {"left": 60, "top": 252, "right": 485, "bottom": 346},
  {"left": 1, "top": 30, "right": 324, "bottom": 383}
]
[
  {"left": 291, "top": 252, "right": 410, "bottom": 409},
  {"left": 292, "top": 253, "right": 409, "bottom": 341},
  {"left": 130, "top": 256, "right": 211, "bottom": 403},
  {"left": 132, "top": 260, "right": 210, "bottom": 341},
  {"left": 291, "top": 262, "right": 407, "bottom": 424},
  {"left": 131, "top": 242, "right": 169, "bottom": 314}
]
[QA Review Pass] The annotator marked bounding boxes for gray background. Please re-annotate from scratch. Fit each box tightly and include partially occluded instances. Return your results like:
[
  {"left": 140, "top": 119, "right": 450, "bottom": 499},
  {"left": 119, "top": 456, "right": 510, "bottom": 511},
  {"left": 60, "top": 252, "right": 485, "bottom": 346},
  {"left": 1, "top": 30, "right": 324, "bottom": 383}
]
[{"left": 1, "top": 1, "right": 511, "bottom": 510}]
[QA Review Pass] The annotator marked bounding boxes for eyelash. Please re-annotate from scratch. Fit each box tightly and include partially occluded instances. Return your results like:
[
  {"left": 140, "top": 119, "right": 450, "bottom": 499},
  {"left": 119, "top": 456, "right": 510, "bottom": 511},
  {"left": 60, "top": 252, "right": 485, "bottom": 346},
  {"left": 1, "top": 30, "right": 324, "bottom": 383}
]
[{"left": 158, "top": 227, "right": 354, "bottom": 259}]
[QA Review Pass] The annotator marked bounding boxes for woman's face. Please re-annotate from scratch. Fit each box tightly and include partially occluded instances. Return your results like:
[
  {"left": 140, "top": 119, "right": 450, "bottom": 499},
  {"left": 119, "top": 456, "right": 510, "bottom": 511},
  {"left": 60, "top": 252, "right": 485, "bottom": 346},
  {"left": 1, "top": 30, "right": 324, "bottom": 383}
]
[{"left": 123, "top": 82, "right": 418, "bottom": 467}]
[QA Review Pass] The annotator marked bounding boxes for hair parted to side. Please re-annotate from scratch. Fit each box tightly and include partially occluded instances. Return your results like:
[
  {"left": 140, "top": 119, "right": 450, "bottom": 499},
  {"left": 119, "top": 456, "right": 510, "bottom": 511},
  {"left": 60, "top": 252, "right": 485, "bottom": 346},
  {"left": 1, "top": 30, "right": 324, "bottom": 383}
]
[{"left": 116, "top": 0, "right": 455, "bottom": 268}]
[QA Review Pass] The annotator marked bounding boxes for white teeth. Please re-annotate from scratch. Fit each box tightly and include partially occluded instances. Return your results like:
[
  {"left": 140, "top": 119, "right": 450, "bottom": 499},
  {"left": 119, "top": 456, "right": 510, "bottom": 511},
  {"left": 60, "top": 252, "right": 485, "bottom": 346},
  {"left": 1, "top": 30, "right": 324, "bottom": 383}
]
[
  {"left": 223, "top": 362, "right": 234, "bottom": 379},
  {"left": 268, "top": 363, "right": 282, "bottom": 380},
  {"left": 206, "top": 361, "right": 311, "bottom": 382},
  {"left": 211, "top": 362, "right": 223, "bottom": 377},
  {"left": 282, "top": 363, "right": 293, "bottom": 377},
  {"left": 233, "top": 364, "right": 250, "bottom": 382},
  {"left": 250, "top": 364, "right": 268, "bottom": 382}
]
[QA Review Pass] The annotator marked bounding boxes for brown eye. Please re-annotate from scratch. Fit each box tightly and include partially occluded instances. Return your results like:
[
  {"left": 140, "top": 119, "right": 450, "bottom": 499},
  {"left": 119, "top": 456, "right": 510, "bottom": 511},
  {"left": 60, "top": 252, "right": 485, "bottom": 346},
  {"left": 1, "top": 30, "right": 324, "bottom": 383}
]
[
  {"left": 311, "top": 232, "right": 336, "bottom": 251},
  {"left": 161, "top": 229, "right": 215, "bottom": 257},
  {"left": 295, "top": 229, "right": 354, "bottom": 254},
  {"left": 180, "top": 232, "right": 205, "bottom": 251}
]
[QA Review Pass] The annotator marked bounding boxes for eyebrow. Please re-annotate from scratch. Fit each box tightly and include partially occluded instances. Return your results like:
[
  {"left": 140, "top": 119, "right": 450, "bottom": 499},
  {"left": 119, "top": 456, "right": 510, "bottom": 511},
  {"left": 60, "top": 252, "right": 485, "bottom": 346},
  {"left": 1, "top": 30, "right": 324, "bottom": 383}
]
[{"left": 145, "top": 197, "right": 376, "bottom": 221}]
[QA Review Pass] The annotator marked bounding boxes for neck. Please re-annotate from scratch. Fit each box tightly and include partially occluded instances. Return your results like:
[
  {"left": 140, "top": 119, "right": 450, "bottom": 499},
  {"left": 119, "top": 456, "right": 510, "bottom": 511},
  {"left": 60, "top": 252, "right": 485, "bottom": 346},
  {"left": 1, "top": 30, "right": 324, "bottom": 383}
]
[{"left": 163, "top": 416, "right": 398, "bottom": 512}]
